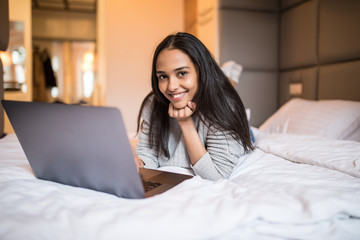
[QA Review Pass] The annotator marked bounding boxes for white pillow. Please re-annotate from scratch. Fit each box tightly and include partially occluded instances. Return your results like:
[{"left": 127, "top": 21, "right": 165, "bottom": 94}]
[{"left": 259, "top": 98, "right": 360, "bottom": 141}]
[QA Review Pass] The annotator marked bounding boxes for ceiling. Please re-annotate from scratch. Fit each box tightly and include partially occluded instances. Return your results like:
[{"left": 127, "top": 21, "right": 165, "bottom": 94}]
[{"left": 32, "top": 0, "right": 97, "bottom": 13}]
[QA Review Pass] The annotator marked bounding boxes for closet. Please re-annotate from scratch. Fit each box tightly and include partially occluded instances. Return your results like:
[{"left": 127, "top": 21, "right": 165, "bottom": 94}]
[{"left": 32, "top": 3, "right": 97, "bottom": 105}]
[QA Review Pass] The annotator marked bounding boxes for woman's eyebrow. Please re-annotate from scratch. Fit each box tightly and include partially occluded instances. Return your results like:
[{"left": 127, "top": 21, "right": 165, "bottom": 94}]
[
  {"left": 156, "top": 66, "right": 190, "bottom": 74},
  {"left": 175, "top": 66, "right": 190, "bottom": 71}
]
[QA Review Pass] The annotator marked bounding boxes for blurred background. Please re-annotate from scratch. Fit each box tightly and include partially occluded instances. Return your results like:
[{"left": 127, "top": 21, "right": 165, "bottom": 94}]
[{"left": 2, "top": 0, "right": 359, "bottom": 134}]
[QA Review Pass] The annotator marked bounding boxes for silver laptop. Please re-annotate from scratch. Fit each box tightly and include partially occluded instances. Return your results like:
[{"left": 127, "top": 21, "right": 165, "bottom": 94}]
[{"left": 2, "top": 100, "right": 192, "bottom": 199}]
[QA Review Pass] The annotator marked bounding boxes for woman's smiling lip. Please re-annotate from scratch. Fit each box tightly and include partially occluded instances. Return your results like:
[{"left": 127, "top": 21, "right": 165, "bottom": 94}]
[{"left": 169, "top": 91, "right": 187, "bottom": 101}]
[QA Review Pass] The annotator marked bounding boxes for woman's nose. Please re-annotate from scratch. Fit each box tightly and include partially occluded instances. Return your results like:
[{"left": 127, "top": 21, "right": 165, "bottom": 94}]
[{"left": 168, "top": 77, "right": 179, "bottom": 91}]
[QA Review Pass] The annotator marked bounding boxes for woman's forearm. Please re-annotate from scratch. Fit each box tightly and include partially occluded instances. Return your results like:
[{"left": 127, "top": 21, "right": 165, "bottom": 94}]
[
  {"left": 168, "top": 101, "right": 207, "bottom": 165},
  {"left": 177, "top": 118, "right": 207, "bottom": 165}
]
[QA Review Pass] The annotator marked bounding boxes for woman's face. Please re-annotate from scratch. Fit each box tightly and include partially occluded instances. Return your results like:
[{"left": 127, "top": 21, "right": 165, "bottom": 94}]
[{"left": 156, "top": 49, "right": 198, "bottom": 109}]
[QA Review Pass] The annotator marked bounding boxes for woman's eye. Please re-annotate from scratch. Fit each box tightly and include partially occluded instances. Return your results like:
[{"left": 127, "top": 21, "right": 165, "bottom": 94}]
[
  {"left": 158, "top": 75, "right": 168, "bottom": 80},
  {"left": 178, "top": 71, "right": 187, "bottom": 77}
]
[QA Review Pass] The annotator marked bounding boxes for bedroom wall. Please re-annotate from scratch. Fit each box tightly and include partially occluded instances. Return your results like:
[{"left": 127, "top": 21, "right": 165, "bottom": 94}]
[
  {"left": 97, "top": 0, "right": 184, "bottom": 134},
  {"left": 218, "top": 0, "right": 280, "bottom": 127},
  {"left": 184, "top": 0, "right": 220, "bottom": 61}
]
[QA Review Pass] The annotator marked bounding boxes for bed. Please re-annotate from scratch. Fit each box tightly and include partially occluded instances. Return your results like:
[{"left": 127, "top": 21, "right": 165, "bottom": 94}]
[{"left": 1, "top": 98, "right": 360, "bottom": 240}]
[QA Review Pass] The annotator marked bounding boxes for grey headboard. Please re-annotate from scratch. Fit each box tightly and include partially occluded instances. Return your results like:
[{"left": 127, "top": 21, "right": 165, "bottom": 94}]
[
  {"left": 279, "top": 0, "right": 360, "bottom": 105},
  {"left": 219, "top": 0, "right": 360, "bottom": 127},
  {"left": 0, "top": 0, "right": 10, "bottom": 137}
]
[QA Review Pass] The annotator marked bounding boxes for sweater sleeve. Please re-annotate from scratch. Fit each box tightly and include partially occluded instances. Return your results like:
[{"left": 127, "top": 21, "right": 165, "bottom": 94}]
[
  {"left": 191, "top": 126, "right": 245, "bottom": 180},
  {"left": 136, "top": 98, "right": 159, "bottom": 169}
]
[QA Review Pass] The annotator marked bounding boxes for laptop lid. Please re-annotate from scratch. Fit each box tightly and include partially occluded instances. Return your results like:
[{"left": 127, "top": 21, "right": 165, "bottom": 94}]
[{"left": 2, "top": 100, "right": 146, "bottom": 199}]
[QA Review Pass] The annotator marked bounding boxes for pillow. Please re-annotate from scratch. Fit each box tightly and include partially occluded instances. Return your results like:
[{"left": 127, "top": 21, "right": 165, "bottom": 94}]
[{"left": 259, "top": 98, "right": 360, "bottom": 141}]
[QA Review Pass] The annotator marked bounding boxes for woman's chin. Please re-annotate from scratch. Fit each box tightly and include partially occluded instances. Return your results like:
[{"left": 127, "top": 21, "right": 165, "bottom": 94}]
[{"left": 171, "top": 101, "right": 188, "bottom": 109}]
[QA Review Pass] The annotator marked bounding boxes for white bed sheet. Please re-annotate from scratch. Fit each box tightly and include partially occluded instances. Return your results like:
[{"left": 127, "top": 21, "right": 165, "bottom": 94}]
[{"left": 0, "top": 133, "right": 360, "bottom": 240}]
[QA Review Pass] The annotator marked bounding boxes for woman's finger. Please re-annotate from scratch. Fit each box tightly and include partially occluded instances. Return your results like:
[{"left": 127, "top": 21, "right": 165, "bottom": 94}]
[
  {"left": 187, "top": 101, "right": 196, "bottom": 111},
  {"left": 184, "top": 106, "right": 193, "bottom": 117},
  {"left": 169, "top": 102, "right": 196, "bottom": 119},
  {"left": 178, "top": 108, "right": 186, "bottom": 118}
]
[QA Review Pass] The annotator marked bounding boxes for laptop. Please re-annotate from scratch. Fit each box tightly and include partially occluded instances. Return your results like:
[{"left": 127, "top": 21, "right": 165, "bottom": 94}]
[{"left": 2, "top": 100, "right": 192, "bottom": 199}]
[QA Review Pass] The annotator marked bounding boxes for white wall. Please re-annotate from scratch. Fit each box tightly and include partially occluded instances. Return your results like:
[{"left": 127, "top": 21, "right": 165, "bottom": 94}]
[
  {"left": 97, "top": 0, "right": 184, "bottom": 134},
  {"left": 196, "top": 0, "right": 219, "bottom": 61}
]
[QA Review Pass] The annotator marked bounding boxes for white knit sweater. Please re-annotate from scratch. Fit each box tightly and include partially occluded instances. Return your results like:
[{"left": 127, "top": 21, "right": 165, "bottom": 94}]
[{"left": 136, "top": 97, "right": 246, "bottom": 180}]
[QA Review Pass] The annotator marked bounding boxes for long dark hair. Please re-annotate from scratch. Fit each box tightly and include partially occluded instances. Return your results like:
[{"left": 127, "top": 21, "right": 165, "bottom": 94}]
[{"left": 137, "top": 32, "right": 253, "bottom": 158}]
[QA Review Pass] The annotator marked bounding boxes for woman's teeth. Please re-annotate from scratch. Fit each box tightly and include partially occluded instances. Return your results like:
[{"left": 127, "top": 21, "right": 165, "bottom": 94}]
[
  {"left": 173, "top": 93, "right": 184, "bottom": 98},
  {"left": 171, "top": 92, "right": 186, "bottom": 101}
]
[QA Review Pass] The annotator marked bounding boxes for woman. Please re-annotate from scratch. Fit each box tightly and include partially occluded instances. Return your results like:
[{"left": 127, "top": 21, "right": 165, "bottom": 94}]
[{"left": 136, "top": 32, "right": 253, "bottom": 181}]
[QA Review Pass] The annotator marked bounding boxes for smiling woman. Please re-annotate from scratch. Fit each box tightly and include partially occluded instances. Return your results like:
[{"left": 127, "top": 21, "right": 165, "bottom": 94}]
[
  {"left": 135, "top": 32, "right": 253, "bottom": 181},
  {"left": 156, "top": 49, "right": 198, "bottom": 110}
]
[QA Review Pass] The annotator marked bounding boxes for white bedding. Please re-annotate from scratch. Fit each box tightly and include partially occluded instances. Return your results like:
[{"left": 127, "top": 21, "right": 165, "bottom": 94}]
[{"left": 1, "top": 133, "right": 360, "bottom": 240}]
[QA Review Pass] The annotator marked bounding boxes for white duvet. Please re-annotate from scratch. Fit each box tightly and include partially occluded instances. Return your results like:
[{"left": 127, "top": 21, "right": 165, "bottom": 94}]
[{"left": 0, "top": 133, "right": 360, "bottom": 240}]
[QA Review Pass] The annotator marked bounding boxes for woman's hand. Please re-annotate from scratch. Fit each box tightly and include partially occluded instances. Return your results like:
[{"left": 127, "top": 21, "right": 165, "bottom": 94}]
[
  {"left": 169, "top": 101, "right": 206, "bottom": 166},
  {"left": 130, "top": 138, "right": 144, "bottom": 171},
  {"left": 134, "top": 155, "right": 144, "bottom": 171},
  {"left": 168, "top": 101, "right": 196, "bottom": 122}
]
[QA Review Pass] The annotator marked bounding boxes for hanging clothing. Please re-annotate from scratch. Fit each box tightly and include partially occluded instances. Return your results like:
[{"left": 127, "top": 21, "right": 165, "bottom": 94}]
[
  {"left": 32, "top": 47, "right": 57, "bottom": 102},
  {"left": 41, "top": 49, "right": 57, "bottom": 88}
]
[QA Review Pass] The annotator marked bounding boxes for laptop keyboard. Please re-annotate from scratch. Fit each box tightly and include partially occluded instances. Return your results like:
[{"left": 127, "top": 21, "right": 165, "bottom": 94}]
[{"left": 142, "top": 179, "right": 162, "bottom": 192}]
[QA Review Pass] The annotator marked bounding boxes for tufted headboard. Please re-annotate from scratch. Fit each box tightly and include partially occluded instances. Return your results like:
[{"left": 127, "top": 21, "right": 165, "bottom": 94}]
[
  {"left": 279, "top": 0, "right": 360, "bottom": 105},
  {"left": 219, "top": 0, "right": 360, "bottom": 126},
  {"left": 0, "top": 0, "right": 10, "bottom": 137}
]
